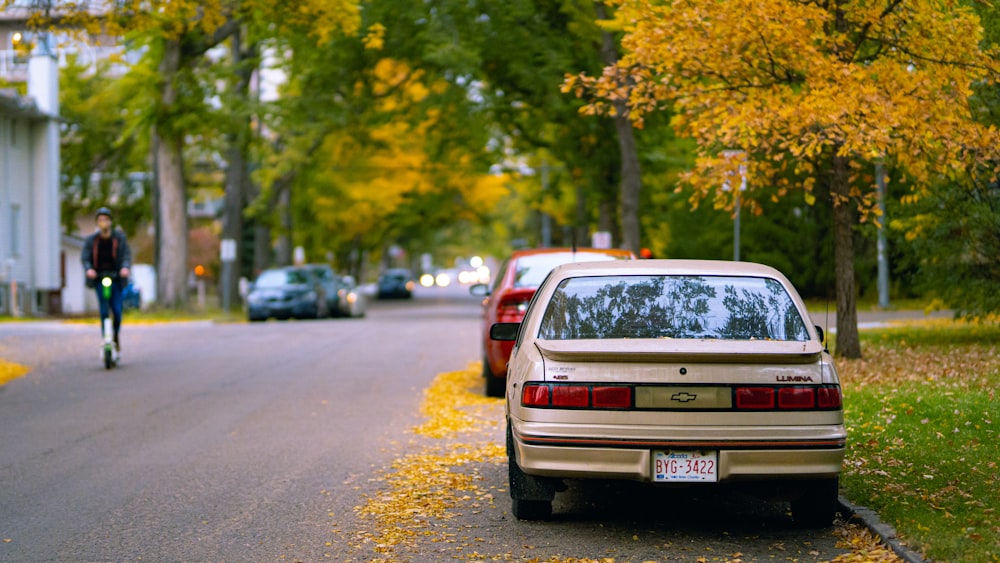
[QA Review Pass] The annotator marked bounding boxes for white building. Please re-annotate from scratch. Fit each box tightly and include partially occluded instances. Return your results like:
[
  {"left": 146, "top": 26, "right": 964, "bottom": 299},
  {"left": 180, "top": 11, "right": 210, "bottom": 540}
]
[{"left": 0, "top": 36, "right": 61, "bottom": 316}]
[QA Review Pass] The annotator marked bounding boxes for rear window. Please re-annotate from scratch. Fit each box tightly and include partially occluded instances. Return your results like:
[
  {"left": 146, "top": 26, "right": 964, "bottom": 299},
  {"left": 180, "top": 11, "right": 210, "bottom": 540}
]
[
  {"left": 537, "top": 275, "right": 809, "bottom": 341},
  {"left": 512, "top": 252, "right": 630, "bottom": 289},
  {"left": 256, "top": 269, "right": 310, "bottom": 287}
]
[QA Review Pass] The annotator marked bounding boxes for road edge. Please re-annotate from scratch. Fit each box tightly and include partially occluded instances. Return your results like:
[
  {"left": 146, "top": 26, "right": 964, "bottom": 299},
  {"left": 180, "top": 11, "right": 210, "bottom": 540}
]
[{"left": 838, "top": 496, "right": 929, "bottom": 563}]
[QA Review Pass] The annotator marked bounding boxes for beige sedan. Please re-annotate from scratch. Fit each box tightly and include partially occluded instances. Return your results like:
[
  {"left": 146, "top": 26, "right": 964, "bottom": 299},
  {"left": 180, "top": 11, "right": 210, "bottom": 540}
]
[{"left": 493, "top": 259, "right": 845, "bottom": 526}]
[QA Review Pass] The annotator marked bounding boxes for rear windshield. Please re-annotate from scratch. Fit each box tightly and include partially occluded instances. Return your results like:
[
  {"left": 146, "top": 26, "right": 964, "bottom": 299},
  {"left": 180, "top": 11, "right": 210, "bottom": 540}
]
[
  {"left": 538, "top": 275, "right": 809, "bottom": 341},
  {"left": 256, "top": 269, "right": 310, "bottom": 287},
  {"left": 512, "top": 252, "right": 630, "bottom": 289}
]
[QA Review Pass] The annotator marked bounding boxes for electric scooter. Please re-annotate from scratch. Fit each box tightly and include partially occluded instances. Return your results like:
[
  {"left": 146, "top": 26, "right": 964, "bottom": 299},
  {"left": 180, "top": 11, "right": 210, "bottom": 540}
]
[{"left": 99, "top": 274, "right": 119, "bottom": 370}]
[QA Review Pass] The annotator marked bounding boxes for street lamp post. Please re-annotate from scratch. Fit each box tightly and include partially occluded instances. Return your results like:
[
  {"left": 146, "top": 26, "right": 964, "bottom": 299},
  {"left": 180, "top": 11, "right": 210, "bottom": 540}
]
[
  {"left": 876, "top": 161, "right": 890, "bottom": 308},
  {"left": 722, "top": 151, "right": 747, "bottom": 261}
]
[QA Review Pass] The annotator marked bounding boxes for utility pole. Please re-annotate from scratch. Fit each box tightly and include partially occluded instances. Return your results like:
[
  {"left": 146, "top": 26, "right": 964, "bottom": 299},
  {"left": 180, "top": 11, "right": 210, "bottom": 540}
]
[
  {"left": 876, "top": 161, "right": 890, "bottom": 308},
  {"left": 540, "top": 159, "right": 552, "bottom": 247}
]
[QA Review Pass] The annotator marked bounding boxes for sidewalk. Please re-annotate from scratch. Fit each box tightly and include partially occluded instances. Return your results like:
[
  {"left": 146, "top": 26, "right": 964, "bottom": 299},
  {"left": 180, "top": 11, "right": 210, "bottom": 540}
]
[{"left": 809, "top": 308, "right": 954, "bottom": 331}]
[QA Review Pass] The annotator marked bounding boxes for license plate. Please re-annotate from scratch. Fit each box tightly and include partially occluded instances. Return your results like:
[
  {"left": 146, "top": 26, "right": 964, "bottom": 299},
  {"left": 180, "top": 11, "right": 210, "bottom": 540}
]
[{"left": 653, "top": 450, "right": 718, "bottom": 482}]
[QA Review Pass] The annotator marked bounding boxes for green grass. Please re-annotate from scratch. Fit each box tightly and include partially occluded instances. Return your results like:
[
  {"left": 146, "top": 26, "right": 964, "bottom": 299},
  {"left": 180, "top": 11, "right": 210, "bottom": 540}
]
[{"left": 836, "top": 321, "right": 1000, "bottom": 562}]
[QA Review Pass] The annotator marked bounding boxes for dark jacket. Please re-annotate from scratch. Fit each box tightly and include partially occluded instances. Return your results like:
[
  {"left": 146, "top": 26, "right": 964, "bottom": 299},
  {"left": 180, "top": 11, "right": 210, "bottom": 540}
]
[{"left": 81, "top": 228, "right": 132, "bottom": 288}]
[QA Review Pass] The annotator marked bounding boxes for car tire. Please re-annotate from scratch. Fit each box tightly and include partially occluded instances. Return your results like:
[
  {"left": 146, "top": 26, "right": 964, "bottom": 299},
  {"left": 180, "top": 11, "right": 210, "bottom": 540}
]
[
  {"left": 511, "top": 498, "right": 552, "bottom": 521},
  {"left": 790, "top": 477, "right": 839, "bottom": 528},
  {"left": 507, "top": 422, "right": 555, "bottom": 520},
  {"left": 484, "top": 358, "right": 505, "bottom": 398}
]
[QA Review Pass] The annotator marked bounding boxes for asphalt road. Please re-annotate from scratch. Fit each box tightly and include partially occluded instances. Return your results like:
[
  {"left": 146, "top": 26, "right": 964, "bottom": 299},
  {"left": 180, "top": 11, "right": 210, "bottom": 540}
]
[{"left": 1, "top": 287, "right": 860, "bottom": 562}]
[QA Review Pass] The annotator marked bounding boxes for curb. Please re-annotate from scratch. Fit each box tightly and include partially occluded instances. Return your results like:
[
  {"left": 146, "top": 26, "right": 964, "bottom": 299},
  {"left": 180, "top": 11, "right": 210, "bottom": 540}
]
[{"left": 838, "top": 496, "right": 928, "bottom": 563}]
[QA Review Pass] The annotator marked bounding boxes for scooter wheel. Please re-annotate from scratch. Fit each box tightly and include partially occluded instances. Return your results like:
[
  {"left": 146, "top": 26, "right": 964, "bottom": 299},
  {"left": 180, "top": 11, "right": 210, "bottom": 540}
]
[{"left": 104, "top": 348, "right": 113, "bottom": 370}]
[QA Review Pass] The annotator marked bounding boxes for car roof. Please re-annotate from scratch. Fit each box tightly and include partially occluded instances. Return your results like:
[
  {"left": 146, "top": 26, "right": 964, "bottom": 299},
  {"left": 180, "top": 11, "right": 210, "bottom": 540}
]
[
  {"left": 545, "top": 259, "right": 789, "bottom": 279},
  {"left": 508, "top": 247, "right": 635, "bottom": 259}
]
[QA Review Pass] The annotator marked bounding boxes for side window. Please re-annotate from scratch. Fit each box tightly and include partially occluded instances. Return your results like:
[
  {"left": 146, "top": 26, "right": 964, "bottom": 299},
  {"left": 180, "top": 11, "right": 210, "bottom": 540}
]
[{"left": 491, "top": 258, "right": 510, "bottom": 292}]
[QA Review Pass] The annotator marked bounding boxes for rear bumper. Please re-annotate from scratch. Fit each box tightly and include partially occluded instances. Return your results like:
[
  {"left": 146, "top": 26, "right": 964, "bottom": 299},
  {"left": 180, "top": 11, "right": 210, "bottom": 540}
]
[{"left": 511, "top": 424, "right": 845, "bottom": 482}]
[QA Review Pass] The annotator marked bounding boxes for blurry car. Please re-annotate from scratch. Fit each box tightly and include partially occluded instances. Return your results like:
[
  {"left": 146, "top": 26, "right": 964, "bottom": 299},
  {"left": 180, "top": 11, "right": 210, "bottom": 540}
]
[
  {"left": 493, "top": 259, "right": 845, "bottom": 525},
  {"left": 377, "top": 268, "right": 416, "bottom": 299},
  {"left": 246, "top": 266, "right": 331, "bottom": 321},
  {"left": 334, "top": 274, "right": 367, "bottom": 318},
  {"left": 470, "top": 248, "right": 635, "bottom": 397}
]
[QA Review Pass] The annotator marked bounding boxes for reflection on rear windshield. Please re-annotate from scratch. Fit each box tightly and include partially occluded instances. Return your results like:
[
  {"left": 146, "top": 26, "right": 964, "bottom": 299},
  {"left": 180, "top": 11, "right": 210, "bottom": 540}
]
[{"left": 538, "top": 275, "right": 808, "bottom": 341}]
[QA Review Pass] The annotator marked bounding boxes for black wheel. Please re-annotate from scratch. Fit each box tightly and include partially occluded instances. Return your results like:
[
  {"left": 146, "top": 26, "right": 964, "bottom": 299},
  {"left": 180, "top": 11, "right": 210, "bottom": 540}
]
[
  {"left": 484, "top": 358, "right": 505, "bottom": 398},
  {"left": 511, "top": 498, "right": 552, "bottom": 520},
  {"left": 103, "top": 348, "right": 113, "bottom": 370},
  {"left": 507, "top": 422, "right": 555, "bottom": 520},
  {"left": 790, "top": 477, "right": 839, "bottom": 527}
]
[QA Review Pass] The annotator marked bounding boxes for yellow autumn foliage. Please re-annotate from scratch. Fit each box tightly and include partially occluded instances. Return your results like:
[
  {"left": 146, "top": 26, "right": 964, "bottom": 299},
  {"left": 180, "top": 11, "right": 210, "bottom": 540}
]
[
  {"left": 306, "top": 57, "right": 509, "bottom": 243},
  {"left": 568, "top": 0, "right": 1000, "bottom": 215},
  {"left": 0, "top": 359, "right": 29, "bottom": 387},
  {"left": 9, "top": 0, "right": 359, "bottom": 45}
]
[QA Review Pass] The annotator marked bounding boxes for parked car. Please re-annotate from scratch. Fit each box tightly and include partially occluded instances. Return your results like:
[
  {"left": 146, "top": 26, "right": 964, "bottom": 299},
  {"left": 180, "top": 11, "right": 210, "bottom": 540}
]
[
  {"left": 470, "top": 247, "right": 635, "bottom": 397},
  {"left": 492, "top": 259, "right": 845, "bottom": 525},
  {"left": 377, "top": 268, "right": 416, "bottom": 299},
  {"left": 334, "top": 274, "right": 367, "bottom": 318},
  {"left": 246, "top": 266, "right": 331, "bottom": 321}
]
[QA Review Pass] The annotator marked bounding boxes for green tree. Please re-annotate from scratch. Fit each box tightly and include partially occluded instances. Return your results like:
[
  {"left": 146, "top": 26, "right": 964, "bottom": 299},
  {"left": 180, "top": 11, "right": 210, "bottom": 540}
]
[
  {"left": 569, "top": 0, "right": 1000, "bottom": 357},
  {"left": 59, "top": 55, "right": 150, "bottom": 239},
  {"left": 255, "top": 10, "right": 509, "bottom": 278},
  {"left": 10, "top": 0, "right": 360, "bottom": 307}
]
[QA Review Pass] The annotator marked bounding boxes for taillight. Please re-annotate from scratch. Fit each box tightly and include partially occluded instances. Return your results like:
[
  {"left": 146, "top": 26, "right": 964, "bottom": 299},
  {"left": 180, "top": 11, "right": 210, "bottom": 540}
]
[
  {"left": 593, "top": 386, "right": 632, "bottom": 408},
  {"left": 497, "top": 299, "right": 529, "bottom": 322},
  {"left": 778, "top": 387, "right": 815, "bottom": 409},
  {"left": 522, "top": 384, "right": 550, "bottom": 407},
  {"left": 737, "top": 385, "right": 841, "bottom": 410},
  {"left": 522, "top": 384, "right": 840, "bottom": 411},
  {"left": 736, "top": 387, "right": 774, "bottom": 409},
  {"left": 522, "top": 384, "right": 631, "bottom": 409},
  {"left": 552, "top": 385, "right": 589, "bottom": 407},
  {"left": 817, "top": 386, "right": 843, "bottom": 408}
]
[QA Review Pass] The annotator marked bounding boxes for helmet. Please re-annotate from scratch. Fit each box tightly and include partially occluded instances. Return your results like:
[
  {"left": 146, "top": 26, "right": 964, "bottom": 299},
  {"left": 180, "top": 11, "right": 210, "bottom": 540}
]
[{"left": 95, "top": 207, "right": 113, "bottom": 220}]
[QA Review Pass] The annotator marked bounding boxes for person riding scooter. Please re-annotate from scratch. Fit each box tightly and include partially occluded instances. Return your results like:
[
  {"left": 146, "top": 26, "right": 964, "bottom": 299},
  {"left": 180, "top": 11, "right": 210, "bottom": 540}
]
[{"left": 81, "top": 207, "right": 132, "bottom": 358}]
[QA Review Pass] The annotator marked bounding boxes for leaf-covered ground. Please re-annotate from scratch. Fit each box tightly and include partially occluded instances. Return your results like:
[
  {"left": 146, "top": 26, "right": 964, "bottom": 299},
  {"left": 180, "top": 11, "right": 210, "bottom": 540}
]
[
  {"left": 0, "top": 358, "right": 29, "bottom": 387},
  {"left": 838, "top": 320, "right": 1000, "bottom": 561},
  {"left": 339, "top": 363, "right": 903, "bottom": 563}
]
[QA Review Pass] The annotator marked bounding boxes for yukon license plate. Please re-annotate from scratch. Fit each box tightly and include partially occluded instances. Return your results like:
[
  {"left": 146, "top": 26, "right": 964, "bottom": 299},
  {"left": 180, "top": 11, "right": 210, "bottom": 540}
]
[{"left": 653, "top": 450, "right": 718, "bottom": 482}]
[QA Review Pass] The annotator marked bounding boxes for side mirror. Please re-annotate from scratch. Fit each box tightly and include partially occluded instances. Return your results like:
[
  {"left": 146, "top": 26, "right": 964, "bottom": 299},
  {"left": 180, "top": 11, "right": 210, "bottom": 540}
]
[
  {"left": 815, "top": 325, "right": 825, "bottom": 345},
  {"left": 469, "top": 283, "right": 490, "bottom": 297},
  {"left": 490, "top": 322, "right": 520, "bottom": 341}
]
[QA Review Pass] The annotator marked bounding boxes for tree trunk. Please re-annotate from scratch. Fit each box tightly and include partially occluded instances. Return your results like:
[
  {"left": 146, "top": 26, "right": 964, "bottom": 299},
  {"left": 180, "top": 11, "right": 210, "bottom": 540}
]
[
  {"left": 155, "top": 38, "right": 188, "bottom": 308},
  {"left": 575, "top": 184, "right": 588, "bottom": 248},
  {"left": 275, "top": 185, "right": 292, "bottom": 265},
  {"left": 221, "top": 28, "right": 255, "bottom": 309},
  {"left": 596, "top": 1, "right": 642, "bottom": 254},
  {"left": 831, "top": 153, "right": 861, "bottom": 358}
]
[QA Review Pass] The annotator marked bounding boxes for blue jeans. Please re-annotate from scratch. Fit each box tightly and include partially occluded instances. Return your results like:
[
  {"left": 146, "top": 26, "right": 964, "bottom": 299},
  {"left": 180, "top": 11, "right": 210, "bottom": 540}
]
[{"left": 95, "top": 280, "right": 124, "bottom": 342}]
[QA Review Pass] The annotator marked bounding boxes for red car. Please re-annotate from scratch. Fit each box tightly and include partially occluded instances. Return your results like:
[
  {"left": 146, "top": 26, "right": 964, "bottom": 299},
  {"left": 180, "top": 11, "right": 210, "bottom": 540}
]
[{"left": 470, "top": 247, "right": 635, "bottom": 396}]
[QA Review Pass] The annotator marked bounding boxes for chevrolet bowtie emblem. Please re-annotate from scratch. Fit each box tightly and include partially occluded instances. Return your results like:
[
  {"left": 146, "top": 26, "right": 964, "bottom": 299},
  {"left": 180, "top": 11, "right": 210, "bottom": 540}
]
[{"left": 671, "top": 392, "right": 698, "bottom": 403}]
